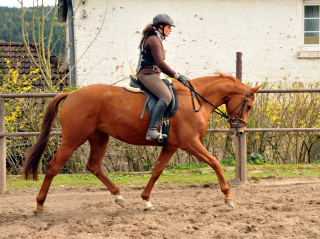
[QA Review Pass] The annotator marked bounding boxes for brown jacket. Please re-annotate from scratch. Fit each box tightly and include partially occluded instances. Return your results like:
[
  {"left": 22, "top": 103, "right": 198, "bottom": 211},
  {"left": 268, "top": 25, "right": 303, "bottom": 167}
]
[{"left": 138, "top": 35, "right": 176, "bottom": 78}]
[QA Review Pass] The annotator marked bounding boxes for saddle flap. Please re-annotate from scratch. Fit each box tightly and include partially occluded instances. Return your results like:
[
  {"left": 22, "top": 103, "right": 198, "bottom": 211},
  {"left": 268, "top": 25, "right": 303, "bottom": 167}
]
[
  {"left": 146, "top": 81, "right": 179, "bottom": 119},
  {"left": 127, "top": 75, "right": 179, "bottom": 120},
  {"left": 130, "top": 75, "right": 143, "bottom": 89}
]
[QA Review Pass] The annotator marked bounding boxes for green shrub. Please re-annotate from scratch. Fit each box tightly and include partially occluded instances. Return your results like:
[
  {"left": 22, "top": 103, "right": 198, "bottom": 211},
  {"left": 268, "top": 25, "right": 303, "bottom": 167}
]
[{"left": 220, "top": 156, "right": 236, "bottom": 166}]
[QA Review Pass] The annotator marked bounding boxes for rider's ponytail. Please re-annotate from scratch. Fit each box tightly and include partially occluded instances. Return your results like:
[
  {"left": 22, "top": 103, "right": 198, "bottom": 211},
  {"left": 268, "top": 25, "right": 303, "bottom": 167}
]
[{"left": 138, "top": 23, "right": 155, "bottom": 49}]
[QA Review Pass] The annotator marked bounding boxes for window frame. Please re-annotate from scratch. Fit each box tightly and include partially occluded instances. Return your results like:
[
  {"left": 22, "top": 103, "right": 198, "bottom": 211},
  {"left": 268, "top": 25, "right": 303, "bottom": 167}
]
[{"left": 303, "top": 1, "right": 320, "bottom": 51}]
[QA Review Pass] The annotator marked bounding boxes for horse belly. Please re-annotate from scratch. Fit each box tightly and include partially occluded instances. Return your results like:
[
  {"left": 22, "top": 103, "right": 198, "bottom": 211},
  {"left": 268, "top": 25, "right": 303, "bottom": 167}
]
[
  {"left": 97, "top": 112, "right": 158, "bottom": 146},
  {"left": 97, "top": 93, "right": 160, "bottom": 146}
]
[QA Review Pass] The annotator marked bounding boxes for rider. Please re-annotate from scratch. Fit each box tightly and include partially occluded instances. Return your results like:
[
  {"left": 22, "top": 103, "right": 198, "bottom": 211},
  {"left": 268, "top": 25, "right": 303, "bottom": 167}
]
[{"left": 137, "top": 13, "right": 188, "bottom": 140}]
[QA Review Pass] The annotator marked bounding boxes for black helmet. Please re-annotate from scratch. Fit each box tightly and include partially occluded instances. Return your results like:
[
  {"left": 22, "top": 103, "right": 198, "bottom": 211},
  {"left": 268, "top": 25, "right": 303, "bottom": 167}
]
[{"left": 152, "top": 14, "right": 175, "bottom": 27}]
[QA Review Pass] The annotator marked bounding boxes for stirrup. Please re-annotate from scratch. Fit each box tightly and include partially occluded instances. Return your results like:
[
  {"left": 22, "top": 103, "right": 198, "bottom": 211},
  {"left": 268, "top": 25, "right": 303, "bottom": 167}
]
[{"left": 146, "top": 129, "right": 167, "bottom": 141}]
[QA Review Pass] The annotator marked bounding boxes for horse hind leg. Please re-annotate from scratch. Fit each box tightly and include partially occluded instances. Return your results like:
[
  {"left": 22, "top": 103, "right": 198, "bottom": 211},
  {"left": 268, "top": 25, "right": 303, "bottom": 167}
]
[
  {"left": 34, "top": 141, "right": 81, "bottom": 216},
  {"left": 86, "top": 132, "right": 124, "bottom": 207}
]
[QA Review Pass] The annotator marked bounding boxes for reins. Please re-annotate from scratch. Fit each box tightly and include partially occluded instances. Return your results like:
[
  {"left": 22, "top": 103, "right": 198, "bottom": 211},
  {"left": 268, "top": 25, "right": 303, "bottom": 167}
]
[
  {"left": 188, "top": 83, "right": 203, "bottom": 112},
  {"left": 184, "top": 81, "right": 253, "bottom": 128}
]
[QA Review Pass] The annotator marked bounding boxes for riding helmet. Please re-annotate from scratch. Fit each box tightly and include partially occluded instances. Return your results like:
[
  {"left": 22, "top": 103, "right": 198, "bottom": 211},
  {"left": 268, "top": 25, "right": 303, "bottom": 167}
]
[{"left": 152, "top": 14, "right": 175, "bottom": 27}]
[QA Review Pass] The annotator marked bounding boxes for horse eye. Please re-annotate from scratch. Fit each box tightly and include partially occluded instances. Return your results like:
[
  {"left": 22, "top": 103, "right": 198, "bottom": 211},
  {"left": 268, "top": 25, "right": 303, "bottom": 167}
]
[{"left": 247, "top": 106, "right": 252, "bottom": 110}]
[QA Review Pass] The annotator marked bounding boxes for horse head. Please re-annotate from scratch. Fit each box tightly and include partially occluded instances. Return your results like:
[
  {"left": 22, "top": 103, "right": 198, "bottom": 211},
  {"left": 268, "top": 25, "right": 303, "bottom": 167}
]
[{"left": 226, "top": 85, "right": 261, "bottom": 136}]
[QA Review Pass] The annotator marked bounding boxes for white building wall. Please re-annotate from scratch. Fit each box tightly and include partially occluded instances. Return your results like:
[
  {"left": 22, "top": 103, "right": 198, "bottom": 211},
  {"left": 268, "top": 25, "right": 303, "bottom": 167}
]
[{"left": 71, "top": 0, "right": 319, "bottom": 86}]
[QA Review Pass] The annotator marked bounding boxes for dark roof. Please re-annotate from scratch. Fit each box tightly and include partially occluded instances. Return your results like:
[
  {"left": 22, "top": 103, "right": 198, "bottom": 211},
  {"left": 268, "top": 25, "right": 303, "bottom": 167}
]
[
  {"left": 0, "top": 42, "right": 59, "bottom": 74},
  {"left": 0, "top": 41, "right": 69, "bottom": 89},
  {"left": 0, "top": 41, "right": 60, "bottom": 76}
]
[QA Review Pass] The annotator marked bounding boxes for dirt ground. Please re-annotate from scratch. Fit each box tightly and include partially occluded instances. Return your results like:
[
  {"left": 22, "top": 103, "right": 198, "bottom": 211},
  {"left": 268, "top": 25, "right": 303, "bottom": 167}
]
[{"left": 1, "top": 177, "right": 320, "bottom": 239}]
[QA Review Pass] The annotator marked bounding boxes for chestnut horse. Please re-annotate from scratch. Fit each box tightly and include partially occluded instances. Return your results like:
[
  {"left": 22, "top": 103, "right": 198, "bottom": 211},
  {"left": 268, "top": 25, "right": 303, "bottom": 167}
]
[{"left": 23, "top": 72, "right": 260, "bottom": 215}]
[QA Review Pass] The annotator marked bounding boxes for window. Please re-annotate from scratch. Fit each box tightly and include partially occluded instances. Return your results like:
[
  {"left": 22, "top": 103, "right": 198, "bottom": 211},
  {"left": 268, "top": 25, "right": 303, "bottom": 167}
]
[{"left": 304, "top": 5, "right": 320, "bottom": 45}]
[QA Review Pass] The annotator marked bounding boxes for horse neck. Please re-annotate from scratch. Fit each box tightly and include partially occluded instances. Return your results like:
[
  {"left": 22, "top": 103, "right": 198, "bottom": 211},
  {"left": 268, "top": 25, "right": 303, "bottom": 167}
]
[{"left": 191, "top": 77, "right": 247, "bottom": 114}]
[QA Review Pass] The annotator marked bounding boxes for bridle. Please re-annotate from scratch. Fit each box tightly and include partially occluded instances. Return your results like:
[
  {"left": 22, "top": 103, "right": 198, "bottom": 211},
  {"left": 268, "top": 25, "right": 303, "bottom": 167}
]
[
  {"left": 226, "top": 89, "right": 253, "bottom": 128},
  {"left": 186, "top": 82, "right": 253, "bottom": 129}
]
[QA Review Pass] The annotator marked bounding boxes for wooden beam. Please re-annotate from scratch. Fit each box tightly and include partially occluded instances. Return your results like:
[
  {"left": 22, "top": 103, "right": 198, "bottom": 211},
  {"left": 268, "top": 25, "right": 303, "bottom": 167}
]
[
  {"left": 257, "top": 89, "right": 320, "bottom": 93},
  {"left": 0, "top": 131, "right": 62, "bottom": 137},
  {"left": 206, "top": 128, "right": 320, "bottom": 133},
  {"left": 240, "top": 133, "right": 247, "bottom": 182},
  {"left": 0, "top": 93, "right": 59, "bottom": 98},
  {"left": 235, "top": 136, "right": 241, "bottom": 179},
  {"left": 0, "top": 98, "right": 6, "bottom": 195},
  {"left": 236, "top": 52, "right": 242, "bottom": 81}
]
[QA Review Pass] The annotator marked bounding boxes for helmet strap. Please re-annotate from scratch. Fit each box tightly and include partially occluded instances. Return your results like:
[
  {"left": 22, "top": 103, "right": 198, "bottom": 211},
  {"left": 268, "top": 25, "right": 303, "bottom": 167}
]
[{"left": 156, "top": 24, "right": 166, "bottom": 39}]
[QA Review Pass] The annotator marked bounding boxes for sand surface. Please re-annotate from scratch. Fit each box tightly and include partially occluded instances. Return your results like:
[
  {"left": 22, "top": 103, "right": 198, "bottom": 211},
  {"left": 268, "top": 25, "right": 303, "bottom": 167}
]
[{"left": 1, "top": 177, "right": 320, "bottom": 238}]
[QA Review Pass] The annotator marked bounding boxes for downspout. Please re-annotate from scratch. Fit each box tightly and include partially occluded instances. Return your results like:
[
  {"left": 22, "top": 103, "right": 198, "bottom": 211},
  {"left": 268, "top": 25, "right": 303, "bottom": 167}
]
[{"left": 67, "top": 0, "right": 76, "bottom": 86}]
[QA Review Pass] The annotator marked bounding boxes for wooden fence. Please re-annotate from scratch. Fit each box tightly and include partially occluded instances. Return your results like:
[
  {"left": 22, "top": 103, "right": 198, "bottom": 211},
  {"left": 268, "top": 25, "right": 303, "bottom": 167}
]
[{"left": 1, "top": 89, "right": 320, "bottom": 194}]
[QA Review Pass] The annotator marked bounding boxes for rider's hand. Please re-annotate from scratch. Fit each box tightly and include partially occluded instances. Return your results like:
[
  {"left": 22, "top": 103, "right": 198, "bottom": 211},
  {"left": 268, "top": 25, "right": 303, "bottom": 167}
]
[{"left": 177, "top": 74, "right": 189, "bottom": 86}]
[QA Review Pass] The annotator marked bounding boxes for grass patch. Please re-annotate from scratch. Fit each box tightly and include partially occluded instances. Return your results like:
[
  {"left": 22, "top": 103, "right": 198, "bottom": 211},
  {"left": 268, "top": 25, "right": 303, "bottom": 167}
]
[
  {"left": 247, "top": 164, "right": 320, "bottom": 178},
  {"left": 6, "top": 164, "right": 320, "bottom": 191}
]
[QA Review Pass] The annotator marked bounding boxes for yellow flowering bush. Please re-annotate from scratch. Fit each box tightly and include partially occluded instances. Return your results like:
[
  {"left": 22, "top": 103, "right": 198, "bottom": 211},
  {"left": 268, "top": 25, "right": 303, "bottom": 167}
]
[
  {"left": 2, "top": 59, "right": 87, "bottom": 175},
  {"left": 204, "top": 80, "right": 320, "bottom": 164},
  {"left": 1, "top": 59, "right": 40, "bottom": 132},
  {"left": 1, "top": 60, "right": 48, "bottom": 174}
]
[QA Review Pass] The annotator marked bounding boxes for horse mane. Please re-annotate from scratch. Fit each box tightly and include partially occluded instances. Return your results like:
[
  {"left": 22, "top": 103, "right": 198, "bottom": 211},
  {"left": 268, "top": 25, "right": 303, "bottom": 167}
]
[{"left": 214, "top": 71, "right": 248, "bottom": 90}]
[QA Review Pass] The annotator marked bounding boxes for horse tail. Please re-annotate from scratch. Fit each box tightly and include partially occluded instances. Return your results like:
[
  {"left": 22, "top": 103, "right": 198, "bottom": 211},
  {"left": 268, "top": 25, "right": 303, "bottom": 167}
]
[{"left": 23, "top": 92, "right": 69, "bottom": 181}]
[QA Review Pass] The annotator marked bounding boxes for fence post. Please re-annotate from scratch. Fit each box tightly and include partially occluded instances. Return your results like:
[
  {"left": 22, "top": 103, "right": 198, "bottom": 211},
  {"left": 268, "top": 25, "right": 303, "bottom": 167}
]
[
  {"left": 236, "top": 52, "right": 242, "bottom": 81},
  {"left": 235, "top": 136, "right": 241, "bottom": 178},
  {"left": 235, "top": 52, "right": 247, "bottom": 181},
  {"left": 240, "top": 133, "right": 247, "bottom": 181},
  {"left": 0, "top": 98, "right": 6, "bottom": 194},
  {"left": 235, "top": 133, "right": 247, "bottom": 181}
]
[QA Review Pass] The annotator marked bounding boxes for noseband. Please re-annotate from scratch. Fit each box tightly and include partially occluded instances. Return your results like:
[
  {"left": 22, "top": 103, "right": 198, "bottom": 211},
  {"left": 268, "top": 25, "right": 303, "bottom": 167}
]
[{"left": 186, "top": 83, "right": 253, "bottom": 129}]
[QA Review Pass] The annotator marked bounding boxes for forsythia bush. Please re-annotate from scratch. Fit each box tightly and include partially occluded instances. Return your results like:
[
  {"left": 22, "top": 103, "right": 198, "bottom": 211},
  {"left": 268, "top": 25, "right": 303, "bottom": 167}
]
[
  {"left": 205, "top": 80, "right": 320, "bottom": 164},
  {"left": 1, "top": 59, "right": 45, "bottom": 174},
  {"left": 1, "top": 59, "right": 40, "bottom": 132}
]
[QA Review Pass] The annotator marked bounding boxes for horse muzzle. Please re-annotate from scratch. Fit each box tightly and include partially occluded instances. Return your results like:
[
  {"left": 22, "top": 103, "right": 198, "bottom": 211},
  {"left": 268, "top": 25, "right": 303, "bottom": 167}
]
[{"left": 228, "top": 126, "right": 246, "bottom": 136}]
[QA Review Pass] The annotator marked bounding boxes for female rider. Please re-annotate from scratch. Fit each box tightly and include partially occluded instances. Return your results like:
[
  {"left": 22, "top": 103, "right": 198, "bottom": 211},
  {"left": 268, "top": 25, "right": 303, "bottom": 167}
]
[{"left": 137, "top": 13, "right": 188, "bottom": 140}]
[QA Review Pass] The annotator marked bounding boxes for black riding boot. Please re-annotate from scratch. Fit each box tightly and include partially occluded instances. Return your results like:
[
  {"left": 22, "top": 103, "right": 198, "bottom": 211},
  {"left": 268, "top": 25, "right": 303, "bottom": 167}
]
[{"left": 146, "top": 98, "right": 168, "bottom": 140}]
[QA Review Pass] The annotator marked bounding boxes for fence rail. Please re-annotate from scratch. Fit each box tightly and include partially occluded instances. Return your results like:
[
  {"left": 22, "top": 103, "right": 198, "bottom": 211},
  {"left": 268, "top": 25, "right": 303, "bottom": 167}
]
[
  {"left": 257, "top": 89, "right": 320, "bottom": 93},
  {"left": 0, "top": 93, "right": 59, "bottom": 98},
  {"left": 1, "top": 89, "right": 320, "bottom": 194},
  {"left": 206, "top": 128, "right": 320, "bottom": 133},
  {"left": 2, "top": 128, "right": 320, "bottom": 137},
  {"left": 2, "top": 89, "right": 320, "bottom": 99},
  {"left": 0, "top": 131, "right": 62, "bottom": 137}
]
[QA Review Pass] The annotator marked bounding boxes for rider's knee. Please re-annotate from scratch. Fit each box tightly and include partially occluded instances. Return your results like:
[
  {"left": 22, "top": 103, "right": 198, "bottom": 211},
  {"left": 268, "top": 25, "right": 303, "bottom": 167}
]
[{"left": 164, "top": 94, "right": 172, "bottom": 106}]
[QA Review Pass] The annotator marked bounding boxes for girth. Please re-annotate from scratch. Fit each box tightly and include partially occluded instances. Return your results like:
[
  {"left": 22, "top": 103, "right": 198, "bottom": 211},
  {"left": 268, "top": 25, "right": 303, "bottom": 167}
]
[{"left": 128, "top": 75, "right": 179, "bottom": 147}]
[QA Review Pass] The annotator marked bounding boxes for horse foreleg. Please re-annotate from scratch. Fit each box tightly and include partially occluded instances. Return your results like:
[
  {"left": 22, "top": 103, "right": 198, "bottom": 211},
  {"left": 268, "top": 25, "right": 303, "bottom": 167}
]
[
  {"left": 141, "top": 147, "right": 178, "bottom": 211},
  {"left": 34, "top": 142, "right": 78, "bottom": 216},
  {"left": 86, "top": 132, "right": 123, "bottom": 207},
  {"left": 184, "top": 141, "right": 234, "bottom": 208}
]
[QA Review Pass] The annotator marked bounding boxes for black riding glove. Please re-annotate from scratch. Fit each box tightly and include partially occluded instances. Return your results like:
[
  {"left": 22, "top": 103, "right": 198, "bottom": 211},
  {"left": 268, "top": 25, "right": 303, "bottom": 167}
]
[{"left": 177, "top": 74, "right": 189, "bottom": 86}]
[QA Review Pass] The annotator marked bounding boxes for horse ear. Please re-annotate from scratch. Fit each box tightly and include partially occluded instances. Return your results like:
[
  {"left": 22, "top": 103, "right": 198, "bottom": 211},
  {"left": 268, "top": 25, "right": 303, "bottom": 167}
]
[{"left": 250, "top": 85, "right": 262, "bottom": 94}]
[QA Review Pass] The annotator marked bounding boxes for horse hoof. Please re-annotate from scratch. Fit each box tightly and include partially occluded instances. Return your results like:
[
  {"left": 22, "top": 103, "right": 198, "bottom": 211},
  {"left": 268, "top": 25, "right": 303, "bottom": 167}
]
[
  {"left": 115, "top": 199, "right": 125, "bottom": 208},
  {"left": 34, "top": 210, "right": 45, "bottom": 217},
  {"left": 144, "top": 206, "right": 154, "bottom": 211},
  {"left": 225, "top": 199, "right": 235, "bottom": 208}
]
